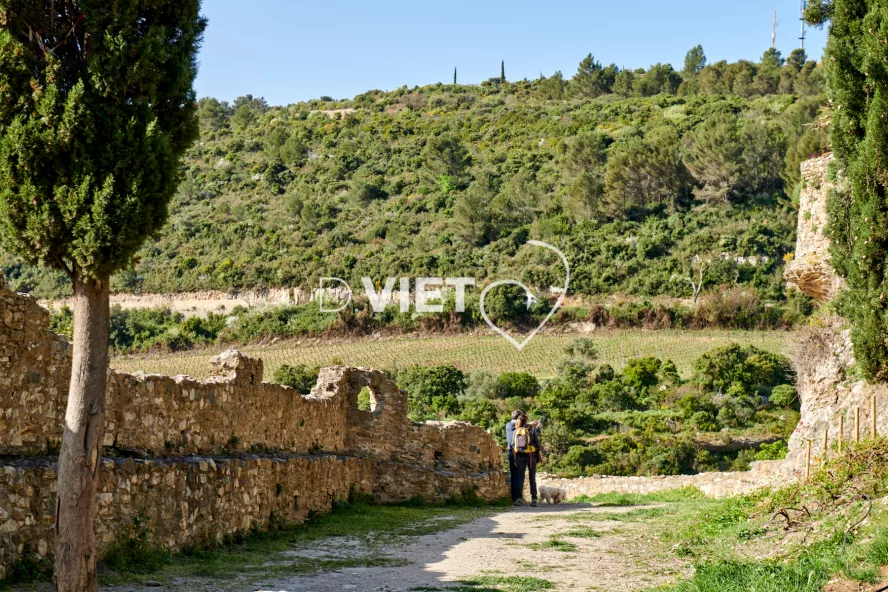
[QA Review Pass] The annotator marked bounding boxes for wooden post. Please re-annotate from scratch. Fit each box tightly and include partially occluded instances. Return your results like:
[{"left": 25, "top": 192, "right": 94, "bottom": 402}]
[
  {"left": 805, "top": 439, "right": 812, "bottom": 480},
  {"left": 872, "top": 395, "right": 878, "bottom": 439},
  {"left": 855, "top": 407, "right": 861, "bottom": 443},
  {"left": 822, "top": 428, "right": 828, "bottom": 461},
  {"left": 839, "top": 415, "right": 844, "bottom": 452}
]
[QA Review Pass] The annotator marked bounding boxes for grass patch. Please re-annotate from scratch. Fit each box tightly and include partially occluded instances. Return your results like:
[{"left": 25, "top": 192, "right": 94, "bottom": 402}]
[
  {"left": 654, "top": 524, "right": 888, "bottom": 591},
  {"left": 571, "top": 487, "right": 705, "bottom": 506},
  {"left": 528, "top": 537, "right": 578, "bottom": 552},
  {"left": 457, "top": 574, "right": 556, "bottom": 591},
  {"left": 561, "top": 507, "right": 671, "bottom": 523},
  {"left": 653, "top": 439, "right": 888, "bottom": 591},
  {"left": 561, "top": 526, "right": 601, "bottom": 538}
]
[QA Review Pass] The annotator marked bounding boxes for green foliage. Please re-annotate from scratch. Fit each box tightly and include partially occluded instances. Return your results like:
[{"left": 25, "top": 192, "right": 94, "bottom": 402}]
[
  {"left": 0, "top": 546, "right": 52, "bottom": 588},
  {"left": 563, "top": 337, "right": 600, "bottom": 361},
  {"left": 808, "top": 1, "right": 888, "bottom": 381},
  {"left": 768, "top": 384, "right": 799, "bottom": 410},
  {"left": 409, "top": 341, "right": 798, "bottom": 478},
  {"left": 604, "top": 125, "right": 690, "bottom": 218},
  {"left": 272, "top": 364, "right": 320, "bottom": 394},
  {"left": 683, "top": 45, "right": 707, "bottom": 77},
  {"left": 693, "top": 343, "right": 794, "bottom": 395},
  {"left": 0, "top": 1, "right": 206, "bottom": 280},
  {"left": 494, "top": 372, "right": 540, "bottom": 399},
  {"left": 398, "top": 365, "right": 467, "bottom": 419},
  {"left": 103, "top": 512, "right": 171, "bottom": 574},
  {"left": 754, "top": 440, "right": 788, "bottom": 461},
  {"left": 465, "top": 369, "right": 500, "bottom": 400},
  {"left": 2, "top": 57, "right": 824, "bottom": 300}
]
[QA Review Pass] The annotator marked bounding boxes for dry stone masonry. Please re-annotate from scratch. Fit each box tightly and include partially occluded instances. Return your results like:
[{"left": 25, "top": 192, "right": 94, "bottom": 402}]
[
  {"left": 780, "top": 153, "right": 888, "bottom": 474},
  {"left": 0, "top": 276, "right": 506, "bottom": 580},
  {"left": 783, "top": 155, "right": 845, "bottom": 303},
  {"left": 539, "top": 460, "right": 783, "bottom": 500}
]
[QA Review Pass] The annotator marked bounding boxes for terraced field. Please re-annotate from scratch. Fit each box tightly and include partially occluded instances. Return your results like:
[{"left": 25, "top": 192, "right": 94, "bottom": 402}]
[{"left": 112, "top": 329, "right": 799, "bottom": 380}]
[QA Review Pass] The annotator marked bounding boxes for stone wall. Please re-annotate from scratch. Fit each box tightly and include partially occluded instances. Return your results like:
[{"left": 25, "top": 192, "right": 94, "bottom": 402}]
[
  {"left": 0, "top": 281, "right": 71, "bottom": 454},
  {"left": 783, "top": 154, "right": 844, "bottom": 303},
  {"left": 781, "top": 154, "right": 888, "bottom": 474},
  {"left": 0, "top": 275, "right": 507, "bottom": 579},
  {"left": 539, "top": 460, "right": 783, "bottom": 500}
]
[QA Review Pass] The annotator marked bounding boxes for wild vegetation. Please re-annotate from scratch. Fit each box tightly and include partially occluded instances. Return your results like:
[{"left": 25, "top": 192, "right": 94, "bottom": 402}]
[
  {"left": 272, "top": 339, "right": 798, "bottom": 478},
  {"left": 651, "top": 438, "right": 888, "bottom": 591},
  {"left": 3, "top": 47, "right": 827, "bottom": 318}
]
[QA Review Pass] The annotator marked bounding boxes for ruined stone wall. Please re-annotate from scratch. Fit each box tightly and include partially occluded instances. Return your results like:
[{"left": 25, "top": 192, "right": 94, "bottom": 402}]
[
  {"left": 783, "top": 154, "right": 844, "bottom": 303},
  {"left": 781, "top": 154, "right": 888, "bottom": 474},
  {"left": 0, "top": 275, "right": 508, "bottom": 579}
]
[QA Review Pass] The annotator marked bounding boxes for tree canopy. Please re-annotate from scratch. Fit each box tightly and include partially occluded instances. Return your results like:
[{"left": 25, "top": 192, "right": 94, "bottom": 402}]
[
  {"left": 806, "top": 0, "right": 888, "bottom": 380},
  {"left": 0, "top": 1, "right": 206, "bottom": 281}
]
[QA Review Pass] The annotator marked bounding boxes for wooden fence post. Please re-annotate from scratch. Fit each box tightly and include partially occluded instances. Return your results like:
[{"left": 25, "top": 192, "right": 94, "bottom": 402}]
[
  {"left": 872, "top": 395, "right": 878, "bottom": 439},
  {"left": 855, "top": 407, "right": 861, "bottom": 443},
  {"left": 839, "top": 415, "right": 844, "bottom": 452},
  {"left": 822, "top": 429, "right": 828, "bottom": 461}
]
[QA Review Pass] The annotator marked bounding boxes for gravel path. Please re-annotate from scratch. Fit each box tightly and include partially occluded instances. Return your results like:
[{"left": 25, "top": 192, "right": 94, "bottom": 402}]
[{"left": 98, "top": 503, "right": 687, "bottom": 592}]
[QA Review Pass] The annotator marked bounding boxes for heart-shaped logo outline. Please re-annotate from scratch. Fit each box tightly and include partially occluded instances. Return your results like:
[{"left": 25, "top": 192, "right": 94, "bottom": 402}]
[{"left": 479, "top": 240, "right": 570, "bottom": 351}]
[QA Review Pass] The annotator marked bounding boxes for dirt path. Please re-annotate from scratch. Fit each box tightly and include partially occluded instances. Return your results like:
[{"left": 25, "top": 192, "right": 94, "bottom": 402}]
[{"left": 100, "top": 503, "right": 688, "bottom": 592}]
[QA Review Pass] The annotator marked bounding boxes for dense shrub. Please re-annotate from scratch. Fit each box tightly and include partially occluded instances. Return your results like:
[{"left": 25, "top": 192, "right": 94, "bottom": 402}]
[
  {"left": 495, "top": 372, "right": 541, "bottom": 399},
  {"left": 693, "top": 343, "right": 794, "bottom": 396},
  {"left": 398, "top": 365, "right": 467, "bottom": 419},
  {"left": 272, "top": 364, "right": 320, "bottom": 394}
]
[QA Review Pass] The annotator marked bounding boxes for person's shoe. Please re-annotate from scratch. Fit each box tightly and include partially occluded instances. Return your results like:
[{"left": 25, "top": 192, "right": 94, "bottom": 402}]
[
  {"left": 513, "top": 499, "right": 523, "bottom": 506},
  {"left": 530, "top": 500, "right": 538, "bottom": 507}
]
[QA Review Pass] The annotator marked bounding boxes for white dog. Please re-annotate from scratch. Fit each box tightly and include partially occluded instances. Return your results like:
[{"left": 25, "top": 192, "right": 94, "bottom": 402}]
[{"left": 538, "top": 485, "right": 566, "bottom": 504}]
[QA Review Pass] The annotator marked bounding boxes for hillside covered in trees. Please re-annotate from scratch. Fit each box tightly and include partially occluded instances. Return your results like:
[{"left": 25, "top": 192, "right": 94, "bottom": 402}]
[{"left": 1, "top": 47, "right": 828, "bottom": 304}]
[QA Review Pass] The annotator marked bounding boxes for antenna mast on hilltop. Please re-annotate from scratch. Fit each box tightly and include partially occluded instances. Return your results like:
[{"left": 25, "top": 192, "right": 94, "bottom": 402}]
[
  {"left": 772, "top": 10, "right": 778, "bottom": 49},
  {"left": 799, "top": 0, "right": 807, "bottom": 49}
]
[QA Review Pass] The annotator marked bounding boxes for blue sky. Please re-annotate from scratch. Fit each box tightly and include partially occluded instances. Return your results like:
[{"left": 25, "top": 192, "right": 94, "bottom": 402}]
[{"left": 195, "top": 0, "right": 828, "bottom": 106}]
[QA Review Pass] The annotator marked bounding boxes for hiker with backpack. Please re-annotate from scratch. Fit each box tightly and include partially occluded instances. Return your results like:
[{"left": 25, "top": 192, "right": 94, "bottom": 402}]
[
  {"left": 511, "top": 414, "right": 543, "bottom": 507},
  {"left": 505, "top": 410, "right": 523, "bottom": 502}
]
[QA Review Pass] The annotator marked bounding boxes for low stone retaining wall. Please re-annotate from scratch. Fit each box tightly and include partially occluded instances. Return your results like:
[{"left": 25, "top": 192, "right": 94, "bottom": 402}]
[
  {"left": 0, "top": 453, "right": 505, "bottom": 579},
  {"left": 538, "top": 460, "right": 784, "bottom": 500}
]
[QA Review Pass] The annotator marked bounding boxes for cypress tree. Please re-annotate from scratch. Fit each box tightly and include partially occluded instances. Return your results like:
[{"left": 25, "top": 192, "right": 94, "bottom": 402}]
[
  {"left": 454, "top": 66, "right": 457, "bottom": 85},
  {"left": 501, "top": 59, "right": 506, "bottom": 83},
  {"left": 805, "top": 1, "right": 888, "bottom": 380},
  {"left": 0, "top": 2, "right": 206, "bottom": 589}
]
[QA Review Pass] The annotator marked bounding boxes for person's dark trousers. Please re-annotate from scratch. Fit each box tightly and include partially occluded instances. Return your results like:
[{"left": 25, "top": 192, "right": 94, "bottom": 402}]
[
  {"left": 514, "top": 452, "right": 537, "bottom": 502},
  {"left": 508, "top": 450, "right": 520, "bottom": 501}
]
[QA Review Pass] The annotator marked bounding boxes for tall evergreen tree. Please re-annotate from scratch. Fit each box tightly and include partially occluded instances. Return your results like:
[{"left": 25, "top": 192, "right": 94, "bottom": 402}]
[
  {"left": 683, "top": 45, "right": 707, "bottom": 77},
  {"left": 805, "top": 0, "right": 888, "bottom": 380},
  {"left": 0, "top": 2, "right": 206, "bottom": 590},
  {"left": 454, "top": 67, "right": 457, "bottom": 84},
  {"left": 501, "top": 59, "right": 506, "bottom": 83},
  {"left": 682, "top": 113, "right": 745, "bottom": 203},
  {"left": 571, "top": 54, "right": 616, "bottom": 98}
]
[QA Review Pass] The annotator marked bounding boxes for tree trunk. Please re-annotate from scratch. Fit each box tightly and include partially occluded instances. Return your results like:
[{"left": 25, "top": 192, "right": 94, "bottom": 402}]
[{"left": 54, "top": 275, "right": 110, "bottom": 592}]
